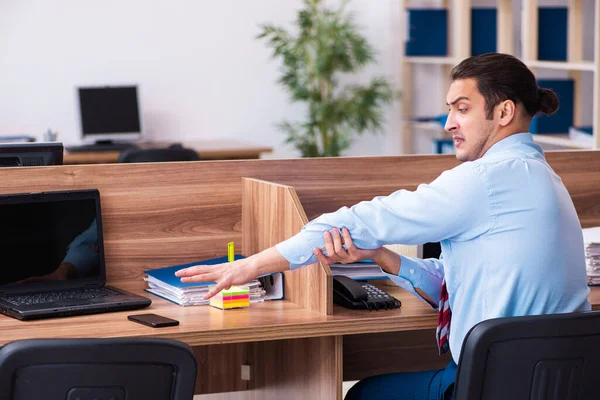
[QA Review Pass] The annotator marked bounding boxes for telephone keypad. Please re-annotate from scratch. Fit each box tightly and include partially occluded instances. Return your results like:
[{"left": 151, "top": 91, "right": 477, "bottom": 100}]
[
  {"left": 332, "top": 275, "right": 402, "bottom": 310},
  {"left": 360, "top": 283, "right": 401, "bottom": 311}
]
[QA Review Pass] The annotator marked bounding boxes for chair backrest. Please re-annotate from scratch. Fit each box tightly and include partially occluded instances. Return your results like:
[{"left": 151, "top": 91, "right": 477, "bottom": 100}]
[
  {"left": 118, "top": 147, "right": 200, "bottom": 163},
  {"left": 454, "top": 310, "right": 600, "bottom": 400},
  {"left": 0, "top": 338, "right": 197, "bottom": 400}
]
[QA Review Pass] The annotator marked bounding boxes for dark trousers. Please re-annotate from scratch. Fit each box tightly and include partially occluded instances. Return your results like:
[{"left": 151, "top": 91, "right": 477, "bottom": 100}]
[{"left": 345, "top": 360, "right": 457, "bottom": 400}]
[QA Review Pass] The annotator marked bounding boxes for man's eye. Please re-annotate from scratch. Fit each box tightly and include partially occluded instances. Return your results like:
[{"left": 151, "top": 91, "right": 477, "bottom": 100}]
[{"left": 458, "top": 108, "right": 467, "bottom": 113}]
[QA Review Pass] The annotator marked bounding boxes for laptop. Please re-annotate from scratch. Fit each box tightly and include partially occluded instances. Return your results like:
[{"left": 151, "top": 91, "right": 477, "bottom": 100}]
[{"left": 0, "top": 189, "right": 151, "bottom": 320}]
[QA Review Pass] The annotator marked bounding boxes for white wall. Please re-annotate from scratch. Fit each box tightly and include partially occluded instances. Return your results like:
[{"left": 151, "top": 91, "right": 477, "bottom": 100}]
[
  {"left": 0, "top": 0, "right": 403, "bottom": 159},
  {"left": 1, "top": 1, "right": 595, "bottom": 158}
]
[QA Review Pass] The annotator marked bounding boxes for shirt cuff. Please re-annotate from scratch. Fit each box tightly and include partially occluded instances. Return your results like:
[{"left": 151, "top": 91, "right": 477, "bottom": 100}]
[
  {"left": 275, "top": 237, "right": 318, "bottom": 270},
  {"left": 381, "top": 266, "right": 436, "bottom": 309},
  {"left": 398, "top": 255, "right": 427, "bottom": 287}
]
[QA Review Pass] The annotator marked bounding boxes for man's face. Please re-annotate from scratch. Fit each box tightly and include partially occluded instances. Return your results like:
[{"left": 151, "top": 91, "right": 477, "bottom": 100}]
[{"left": 444, "top": 78, "right": 497, "bottom": 162}]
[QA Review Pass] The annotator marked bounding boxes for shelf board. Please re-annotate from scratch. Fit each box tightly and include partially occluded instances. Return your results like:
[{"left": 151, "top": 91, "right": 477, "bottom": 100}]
[
  {"left": 409, "top": 121, "right": 445, "bottom": 130},
  {"left": 404, "top": 56, "right": 457, "bottom": 65},
  {"left": 532, "top": 134, "right": 592, "bottom": 149},
  {"left": 524, "top": 60, "right": 595, "bottom": 72}
]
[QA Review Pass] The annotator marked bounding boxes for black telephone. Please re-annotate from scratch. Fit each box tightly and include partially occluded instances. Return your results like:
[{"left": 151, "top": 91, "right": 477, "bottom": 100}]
[{"left": 333, "top": 275, "right": 401, "bottom": 311}]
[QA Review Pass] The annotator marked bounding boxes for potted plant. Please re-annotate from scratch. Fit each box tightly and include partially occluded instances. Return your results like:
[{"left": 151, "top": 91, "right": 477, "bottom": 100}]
[{"left": 258, "top": 0, "right": 394, "bottom": 157}]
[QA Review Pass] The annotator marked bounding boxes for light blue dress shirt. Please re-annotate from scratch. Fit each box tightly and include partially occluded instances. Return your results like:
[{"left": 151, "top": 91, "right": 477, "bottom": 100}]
[{"left": 276, "top": 133, "right": 591, "bottom": 362}]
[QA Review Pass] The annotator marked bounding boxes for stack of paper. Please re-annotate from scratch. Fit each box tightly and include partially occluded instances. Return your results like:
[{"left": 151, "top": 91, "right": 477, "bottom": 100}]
[
  {"left": 329, "top": 261, "right": 388, "bottom": 280},
  {"left": 582, "top": 227, "right": 600, "bottom": 285},
  {"left": 209, "top": 285, "right": 250, "bottom": 309},
  {"left": 144, "top": 274, "right": 265, "bottom": 306},
  {"left": 143, "top": 256, "right": 267, "bottom": 306}
]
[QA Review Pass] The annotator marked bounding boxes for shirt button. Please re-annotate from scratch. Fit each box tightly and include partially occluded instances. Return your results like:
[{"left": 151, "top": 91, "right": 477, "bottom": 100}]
[
  {"left": 409, "top": 269, "right": 415, "bottom": 275},
  {"left": 300, "top": 256, "right": 307, "bottom": 262}
]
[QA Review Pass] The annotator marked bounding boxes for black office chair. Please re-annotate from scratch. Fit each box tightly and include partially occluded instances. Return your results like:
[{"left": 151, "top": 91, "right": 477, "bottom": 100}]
[
  {"left": 453, "top": 310, "right": 600, "bottom": 400},
  {"left": 117, "top": 146, "right": 200, "bottom": 163},
  {"left": 0, "top": 338, "right": 197, "bottom": 400}
]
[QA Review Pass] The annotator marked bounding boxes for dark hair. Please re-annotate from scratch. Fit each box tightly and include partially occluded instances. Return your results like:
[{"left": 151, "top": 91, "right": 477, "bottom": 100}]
[{"left": 450, "top": 53, "right": 559, "bottom": 119}]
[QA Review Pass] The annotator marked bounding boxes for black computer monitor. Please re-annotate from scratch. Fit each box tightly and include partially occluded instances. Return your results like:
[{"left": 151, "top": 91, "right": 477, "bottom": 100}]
[
  {"left": 77, "top": 86, "right": 142, "bottom": 144},
  {"left": 0, "top": 142, "right": 63, "bottom": 167}
]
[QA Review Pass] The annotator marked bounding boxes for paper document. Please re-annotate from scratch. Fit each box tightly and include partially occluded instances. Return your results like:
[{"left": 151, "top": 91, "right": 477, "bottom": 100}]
[
  {"left": 143, "top": 255, "right": 284, "bottom": 305},
  {"left": 329, "top": 262, "right": 388, "bottom": 280},
  {"left": 582, "top": 227, "right": 600, "bottom": 285}
]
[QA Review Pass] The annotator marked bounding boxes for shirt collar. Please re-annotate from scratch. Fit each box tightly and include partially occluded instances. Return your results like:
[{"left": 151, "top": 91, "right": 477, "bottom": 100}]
[{"left": 483, "top": 133, "right": 540, "bottom": 157}]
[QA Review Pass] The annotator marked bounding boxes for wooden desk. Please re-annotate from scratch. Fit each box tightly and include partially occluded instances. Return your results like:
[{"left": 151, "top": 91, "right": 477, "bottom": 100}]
[
  {"left": 0, "top": 280, "right": 442, "bottom": 347},
  {"left": 63, "top": 140, "right": 273, "bottom": 164},
  {"left": 0, "top": 279, "right": 441, "bottom": 399},
  {"left": 0, "top": 152, "right": 599, "bottom": 399},
  {"left": 0, "top": 281, "right": 598, "bottom": 399}
]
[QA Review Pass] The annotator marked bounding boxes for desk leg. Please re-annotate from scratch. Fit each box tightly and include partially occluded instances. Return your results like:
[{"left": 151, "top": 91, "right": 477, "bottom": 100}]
[
  {"left": 194, "top": 336, "right": 343, "bottom": 400},
  {"left": 249, "top": 335, "right": 343, "bottom": 400}
]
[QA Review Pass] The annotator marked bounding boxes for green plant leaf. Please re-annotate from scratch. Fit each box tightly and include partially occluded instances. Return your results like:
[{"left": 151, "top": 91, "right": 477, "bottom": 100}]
[{"left": 259, "top": 0, "right": 396, "bottom": 157}]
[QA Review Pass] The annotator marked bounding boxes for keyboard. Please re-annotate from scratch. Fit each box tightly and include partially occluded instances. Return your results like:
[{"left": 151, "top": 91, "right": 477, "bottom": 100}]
[
  {"left": 5, "top": 287, "right": 120, "bottom": 306},
  {"left": 65, "top": 143, "right": 139, "bottom": 152}
]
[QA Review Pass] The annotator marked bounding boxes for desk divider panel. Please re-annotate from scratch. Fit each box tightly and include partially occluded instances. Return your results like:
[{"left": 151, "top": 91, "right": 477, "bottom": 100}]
[
  {"left": 0, "top": 151, "right": 596, "bottom": 285},
  {"left": 242, "top": 178, "right": 332, "bottom": 315}
]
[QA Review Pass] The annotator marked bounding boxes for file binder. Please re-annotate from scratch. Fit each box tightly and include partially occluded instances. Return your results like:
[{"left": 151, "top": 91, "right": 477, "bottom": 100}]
[{"left": 143, "top": 255, "right": 284, "bottom": 306}]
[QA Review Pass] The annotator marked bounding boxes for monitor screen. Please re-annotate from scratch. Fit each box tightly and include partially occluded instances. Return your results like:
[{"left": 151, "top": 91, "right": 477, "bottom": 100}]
[
  {"left": 0, "top": 142, "right": 63, "bottom": 167},
  {"left": 0, "top": 191, "right": 103, "bottom": 287},
  {"left": 78, "top": 86, "right": 142, "bottom": 141}
]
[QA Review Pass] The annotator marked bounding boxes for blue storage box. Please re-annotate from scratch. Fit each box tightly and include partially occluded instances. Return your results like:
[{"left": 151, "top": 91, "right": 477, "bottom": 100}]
[
  {"left": 406, "top": 9, "right": 448, "bottom": 56},
  {"left": 433, "top": 138, "right": 455, "bottom": 154},
  {"left": 538, "top": 8, "right": 567, "bottom": 61},
  {"left": 471, "top": 9, "right": 497, "bottom": 56}
]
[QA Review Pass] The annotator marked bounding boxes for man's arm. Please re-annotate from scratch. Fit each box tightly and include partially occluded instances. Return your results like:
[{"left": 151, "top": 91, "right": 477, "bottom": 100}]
[
  {"left": 178, "top": 163, "right": 491, "bottom": 299},
  {"left": 381, "top": 254, "right": 443, "bottom": 308},
  {"left": 367, "top": 245, "right": 439, "bottom": 307},
  {"left": 276, "top": 162, "right": 492, "bottom": 269},
  {"left": 313, "top": 226, "right": 441, "bottom": 307}
]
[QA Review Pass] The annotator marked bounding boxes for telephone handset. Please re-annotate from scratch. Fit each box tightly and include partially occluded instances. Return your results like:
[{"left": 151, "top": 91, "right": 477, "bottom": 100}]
[{"left": 333, "top": 275, "right": 401, "bottom": 311}]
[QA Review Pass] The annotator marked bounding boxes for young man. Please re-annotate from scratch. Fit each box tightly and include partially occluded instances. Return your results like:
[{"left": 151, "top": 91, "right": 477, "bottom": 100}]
[{"left": 176, "top": 53, "right": 591, "bottom": 399}]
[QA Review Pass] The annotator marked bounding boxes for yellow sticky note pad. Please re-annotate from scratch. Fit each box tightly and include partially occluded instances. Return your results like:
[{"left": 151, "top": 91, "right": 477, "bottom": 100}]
[{"left": 210, "top": 285, "right": 250, "bottom": 310}]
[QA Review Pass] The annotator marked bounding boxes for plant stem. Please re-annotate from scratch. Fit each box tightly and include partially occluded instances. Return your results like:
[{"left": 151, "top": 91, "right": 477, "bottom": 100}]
[{"left": 319, "top": 77, "right": 330, "bottom": 154}]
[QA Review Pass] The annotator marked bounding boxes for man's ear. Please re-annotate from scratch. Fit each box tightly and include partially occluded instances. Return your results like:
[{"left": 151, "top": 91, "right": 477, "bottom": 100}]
[{"left": 498, "top": 100, "right": 516, "bottom": 126}]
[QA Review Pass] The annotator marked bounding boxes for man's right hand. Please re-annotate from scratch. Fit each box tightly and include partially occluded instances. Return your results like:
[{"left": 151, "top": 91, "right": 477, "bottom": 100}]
[{"left": 175, "top": 247, "right": 290, "bottom": 299}]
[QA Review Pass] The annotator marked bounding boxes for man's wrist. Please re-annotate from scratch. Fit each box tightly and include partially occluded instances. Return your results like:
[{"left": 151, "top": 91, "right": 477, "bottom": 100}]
[
  {"left": 252, "top": 247, "right": 291, "bottom": 276},
  {"left": 372, "top": 247, "right": 401, "bottom": 276}
]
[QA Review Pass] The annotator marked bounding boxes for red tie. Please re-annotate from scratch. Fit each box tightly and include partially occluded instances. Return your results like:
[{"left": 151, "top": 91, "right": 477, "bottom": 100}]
[{"left": 436, "top": 279, "right": 451, "bottom": 355}]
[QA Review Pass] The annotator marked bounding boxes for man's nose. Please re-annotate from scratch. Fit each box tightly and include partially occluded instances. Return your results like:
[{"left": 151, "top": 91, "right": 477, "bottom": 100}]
[{"left": 444, "top": 115, "right": 457, "bottom": 133}]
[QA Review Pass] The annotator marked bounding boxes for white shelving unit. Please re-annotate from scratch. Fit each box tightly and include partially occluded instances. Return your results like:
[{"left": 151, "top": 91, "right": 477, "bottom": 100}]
[{"left": 400, "top": 0, "right": 600, "bottom": 153}]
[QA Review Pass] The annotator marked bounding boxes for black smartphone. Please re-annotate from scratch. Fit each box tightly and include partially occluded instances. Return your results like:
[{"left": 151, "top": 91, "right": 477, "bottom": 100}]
[{"left": 127, "top": 313, "right": 179, "bottom": 328}]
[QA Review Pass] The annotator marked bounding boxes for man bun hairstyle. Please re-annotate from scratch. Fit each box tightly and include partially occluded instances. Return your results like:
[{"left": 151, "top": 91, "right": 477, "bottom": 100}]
[
  {"left": 537, "top": 87, "right": 560, "bottom": 115},
  {"left": 450, "top": 53, "right": 559, "bottom": 119}
]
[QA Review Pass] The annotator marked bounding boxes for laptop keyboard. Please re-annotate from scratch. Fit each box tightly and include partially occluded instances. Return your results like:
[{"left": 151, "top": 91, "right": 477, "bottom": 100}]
[{"left": 5, "top": 287, "right": 120, "bottom": 306}]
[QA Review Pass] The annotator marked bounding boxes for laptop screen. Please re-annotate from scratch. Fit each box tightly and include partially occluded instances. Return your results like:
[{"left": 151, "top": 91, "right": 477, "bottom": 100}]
[{"left": 0, "top": 190, "right": 105, "bottom": 289}]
